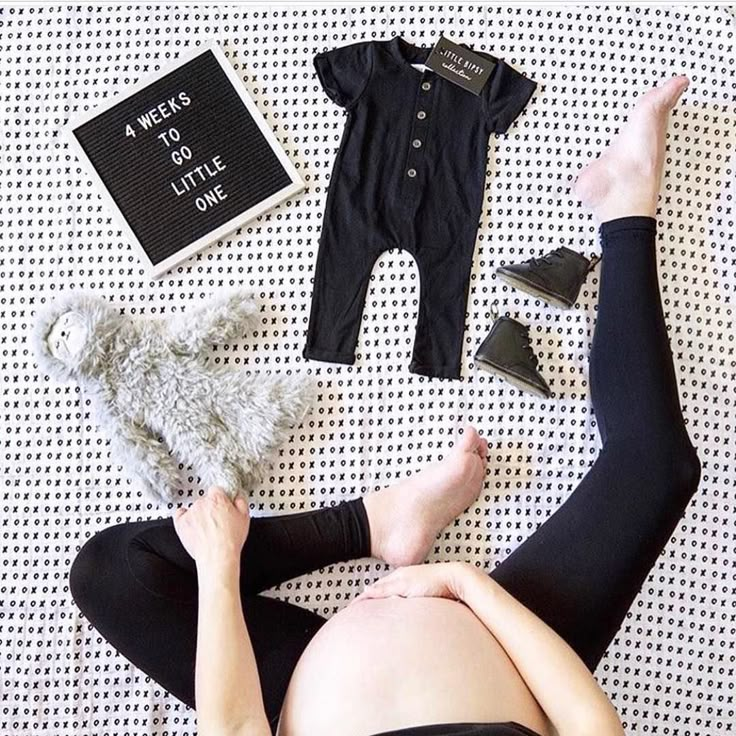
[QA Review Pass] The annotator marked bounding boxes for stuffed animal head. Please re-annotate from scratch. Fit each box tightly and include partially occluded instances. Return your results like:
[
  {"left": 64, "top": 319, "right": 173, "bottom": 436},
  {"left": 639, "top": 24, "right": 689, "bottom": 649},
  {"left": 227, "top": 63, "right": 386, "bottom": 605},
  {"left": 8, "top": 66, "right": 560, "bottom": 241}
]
[
  {"left": 47, "top": 311, "right": 89, "bottom": 363},
  {"left": 32, "top": 292, "right": 123, "bottom": 382}
]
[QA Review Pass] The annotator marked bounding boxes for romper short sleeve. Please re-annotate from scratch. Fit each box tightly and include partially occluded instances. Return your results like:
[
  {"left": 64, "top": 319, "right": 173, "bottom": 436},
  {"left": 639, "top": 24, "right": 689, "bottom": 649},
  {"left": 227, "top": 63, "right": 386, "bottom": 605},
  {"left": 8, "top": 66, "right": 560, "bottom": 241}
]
[
  {"left": 485, "top": 61, "right": 537, "bottom": 134},
  {"left": 314, "top": 41, "right": 374, "bottom": 109}
]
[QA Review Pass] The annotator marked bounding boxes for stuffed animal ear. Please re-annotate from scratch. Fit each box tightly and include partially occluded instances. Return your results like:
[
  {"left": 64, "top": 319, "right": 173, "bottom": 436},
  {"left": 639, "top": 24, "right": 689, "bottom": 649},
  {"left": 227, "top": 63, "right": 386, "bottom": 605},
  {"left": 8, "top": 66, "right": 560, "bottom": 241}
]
[{"left": 30, "top": 292, "right": 120, "bottom": 383}]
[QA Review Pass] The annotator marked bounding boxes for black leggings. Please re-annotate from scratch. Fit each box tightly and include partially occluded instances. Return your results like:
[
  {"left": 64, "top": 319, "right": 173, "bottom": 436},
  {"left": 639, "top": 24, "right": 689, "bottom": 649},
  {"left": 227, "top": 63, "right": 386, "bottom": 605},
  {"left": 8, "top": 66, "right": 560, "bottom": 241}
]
[{"left": 70, "top": 217, "right": 701, "bottom": 731}]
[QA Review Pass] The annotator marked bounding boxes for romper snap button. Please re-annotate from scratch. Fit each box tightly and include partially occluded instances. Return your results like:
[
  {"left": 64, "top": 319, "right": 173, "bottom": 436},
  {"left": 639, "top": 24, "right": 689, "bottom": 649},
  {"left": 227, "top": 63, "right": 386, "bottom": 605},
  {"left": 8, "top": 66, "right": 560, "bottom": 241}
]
[
  {"left": 421, "top": 81, "right": 431, "bottom": 91},
  {"left": 407, "top": 168, "right": 417, "bottom": 178},
  {"left": 417, "top": 110, "right": 426, "bottom": 120},
  {"left": 412, "top": 139, "right": 422, "bottom": 148}
]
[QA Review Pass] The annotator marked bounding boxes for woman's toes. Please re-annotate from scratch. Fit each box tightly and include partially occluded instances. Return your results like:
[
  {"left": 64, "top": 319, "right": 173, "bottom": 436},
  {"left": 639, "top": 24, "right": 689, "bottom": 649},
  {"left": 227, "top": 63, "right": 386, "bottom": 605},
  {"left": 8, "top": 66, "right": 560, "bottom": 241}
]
[
  {"left": 645, "top": 75, "right": 689, "bottom": 113},
  {"left": 457, "top": 426, "right": 480, "bottom": 453}
]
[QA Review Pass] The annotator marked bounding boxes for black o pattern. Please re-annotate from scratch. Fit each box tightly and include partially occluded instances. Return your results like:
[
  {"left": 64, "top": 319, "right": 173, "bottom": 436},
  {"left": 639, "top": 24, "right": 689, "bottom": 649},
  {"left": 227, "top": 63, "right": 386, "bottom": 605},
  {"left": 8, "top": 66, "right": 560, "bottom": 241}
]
[{"left": 1, "top": 4, "right": 734, "bottom": 735}]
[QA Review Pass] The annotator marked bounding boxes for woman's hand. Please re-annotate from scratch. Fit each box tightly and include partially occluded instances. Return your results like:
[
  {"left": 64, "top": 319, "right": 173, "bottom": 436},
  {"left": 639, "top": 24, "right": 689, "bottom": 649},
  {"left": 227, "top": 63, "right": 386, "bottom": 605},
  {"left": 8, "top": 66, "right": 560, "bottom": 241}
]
[
  {"left": 354, "top": 561, "right": 478, "bottom": 602},
  {"left": 184, "top": 488, "right": 269, "bottom": 736},
  {"left": 173, "top": 486, "right": 250, "bottom": 574}
]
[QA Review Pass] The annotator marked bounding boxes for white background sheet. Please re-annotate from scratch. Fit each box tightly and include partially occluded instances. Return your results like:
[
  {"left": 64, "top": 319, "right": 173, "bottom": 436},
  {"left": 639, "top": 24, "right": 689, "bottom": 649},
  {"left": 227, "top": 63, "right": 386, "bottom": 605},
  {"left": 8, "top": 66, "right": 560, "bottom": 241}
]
[{"left": 1, "top": 4, "right": 734, "bottom": 735}]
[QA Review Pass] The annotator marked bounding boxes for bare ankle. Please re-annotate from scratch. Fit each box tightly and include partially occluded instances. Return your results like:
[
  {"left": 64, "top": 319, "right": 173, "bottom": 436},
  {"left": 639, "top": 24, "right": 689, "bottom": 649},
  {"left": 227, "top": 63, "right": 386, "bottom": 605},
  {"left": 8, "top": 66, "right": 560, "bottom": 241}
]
[
  {"left": 361, "top": 493, "right": 385, "bottom": 560},
  {"left": 596, "top": 199, "right": 658, "bottom": 223}
]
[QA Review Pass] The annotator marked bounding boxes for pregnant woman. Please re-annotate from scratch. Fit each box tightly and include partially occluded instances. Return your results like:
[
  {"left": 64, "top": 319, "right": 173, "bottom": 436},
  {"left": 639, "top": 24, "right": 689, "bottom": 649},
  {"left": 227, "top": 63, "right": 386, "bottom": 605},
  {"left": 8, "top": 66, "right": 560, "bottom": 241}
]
[{"left": 70, "top": 75, "right": 699, "bottom": 736}]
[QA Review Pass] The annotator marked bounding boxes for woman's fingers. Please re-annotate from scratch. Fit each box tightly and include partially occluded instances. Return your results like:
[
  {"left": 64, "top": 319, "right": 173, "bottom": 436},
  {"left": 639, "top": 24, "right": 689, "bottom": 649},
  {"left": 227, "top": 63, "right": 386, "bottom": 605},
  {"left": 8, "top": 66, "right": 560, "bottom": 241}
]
[
  {"left": 207, "top": 485, "right": 228, "bottom": 501},
  {"left": 358, "top": 587, "right": 403, "bottom": 601},
  {"left": 355, "top": 586, "right": 390, "bottom": 601},
  {"left": 172, "top": 507, "right": 188, "bottom": 545},
  {"left": 234, "top": 496, "right": 249, "bottom": 516},
  {"left": 356, "top": 572, "right": 406, "bottom": 600}
]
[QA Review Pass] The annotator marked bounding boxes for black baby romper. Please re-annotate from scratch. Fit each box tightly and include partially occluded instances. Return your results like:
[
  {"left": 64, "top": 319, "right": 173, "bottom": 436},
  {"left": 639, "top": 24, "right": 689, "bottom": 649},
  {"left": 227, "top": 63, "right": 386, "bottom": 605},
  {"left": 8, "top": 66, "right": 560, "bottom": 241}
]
[{"left": 304, "top": 35, "right": 537, "bottom": 379}]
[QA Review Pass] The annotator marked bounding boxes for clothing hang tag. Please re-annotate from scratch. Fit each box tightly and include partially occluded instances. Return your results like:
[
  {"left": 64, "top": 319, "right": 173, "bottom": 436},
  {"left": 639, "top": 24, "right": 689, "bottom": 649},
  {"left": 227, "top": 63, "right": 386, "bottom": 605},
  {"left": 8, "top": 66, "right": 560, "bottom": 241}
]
[{"left": 425, "top": 35, "right": 495, "bottom": 95}]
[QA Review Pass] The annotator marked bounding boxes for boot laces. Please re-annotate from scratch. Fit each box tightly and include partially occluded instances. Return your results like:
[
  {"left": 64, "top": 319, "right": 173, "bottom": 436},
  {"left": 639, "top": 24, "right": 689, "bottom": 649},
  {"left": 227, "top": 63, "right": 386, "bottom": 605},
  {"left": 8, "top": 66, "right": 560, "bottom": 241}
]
[
  {"left": 527, "top": 248, "right": 565, "bottom": 268},
  {"left": 520, "top": 325, "right": 539, "bottom": 366}
]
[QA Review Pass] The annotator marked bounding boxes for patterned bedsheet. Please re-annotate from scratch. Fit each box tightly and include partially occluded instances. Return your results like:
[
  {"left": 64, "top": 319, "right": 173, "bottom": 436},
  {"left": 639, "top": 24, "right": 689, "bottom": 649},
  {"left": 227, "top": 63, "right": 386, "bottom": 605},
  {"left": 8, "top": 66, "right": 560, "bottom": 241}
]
[{"left": 1, "top": 4, "right": 734, "bottom": 734}]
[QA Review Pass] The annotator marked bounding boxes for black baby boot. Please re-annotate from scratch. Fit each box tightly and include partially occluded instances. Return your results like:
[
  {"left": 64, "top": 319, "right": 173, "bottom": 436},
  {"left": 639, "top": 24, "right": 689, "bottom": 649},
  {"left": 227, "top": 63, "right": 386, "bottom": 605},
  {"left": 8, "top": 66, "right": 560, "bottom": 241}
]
[
  {"left": 496, "top": 247, "right": 600, "bottom": 308},
  {"left": 474, "top": 307, "right": 551, "bottom": 399}
]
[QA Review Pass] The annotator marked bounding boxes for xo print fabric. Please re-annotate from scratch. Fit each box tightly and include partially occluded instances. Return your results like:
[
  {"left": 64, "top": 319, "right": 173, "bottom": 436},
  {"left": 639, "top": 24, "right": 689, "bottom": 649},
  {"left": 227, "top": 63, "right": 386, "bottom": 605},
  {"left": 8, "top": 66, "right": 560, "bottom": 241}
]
[{"left": 1, "top": 4, "right": 734, "bottom": 735}]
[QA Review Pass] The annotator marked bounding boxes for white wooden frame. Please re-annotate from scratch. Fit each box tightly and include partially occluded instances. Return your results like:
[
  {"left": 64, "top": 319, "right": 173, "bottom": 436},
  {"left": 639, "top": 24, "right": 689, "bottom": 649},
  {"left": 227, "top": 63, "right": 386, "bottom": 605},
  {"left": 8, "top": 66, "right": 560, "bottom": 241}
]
[{"left": 63, "top": 40, "right": 305, "bottom": 279}]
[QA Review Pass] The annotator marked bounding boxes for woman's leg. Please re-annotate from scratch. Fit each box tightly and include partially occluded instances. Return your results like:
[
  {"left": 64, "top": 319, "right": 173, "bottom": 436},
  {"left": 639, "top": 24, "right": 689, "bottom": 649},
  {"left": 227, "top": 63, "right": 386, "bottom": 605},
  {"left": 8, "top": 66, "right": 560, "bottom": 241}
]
[
  {"left": 68, "top": 516, "right": 339, "bottom": 731},
  {"left": 122, "top": 498, "right": 373, "bottom": 597},
  {"left": 69, "top": 433, "right": 488, "bottom": 727},
  {"left": 489, "top": 76, "right": 701, "bottom": 671},
  {"left": 101, "top": 422, "right": 488, "bottom": 601}
]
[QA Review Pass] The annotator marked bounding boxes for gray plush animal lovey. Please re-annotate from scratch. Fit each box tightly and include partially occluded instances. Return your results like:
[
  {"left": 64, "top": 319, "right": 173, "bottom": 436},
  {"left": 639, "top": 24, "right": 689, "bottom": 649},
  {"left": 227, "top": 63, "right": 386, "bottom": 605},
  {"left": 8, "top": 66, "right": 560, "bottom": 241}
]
[{"left": 31, "top": 290, "right": 313, "bottom": 504}]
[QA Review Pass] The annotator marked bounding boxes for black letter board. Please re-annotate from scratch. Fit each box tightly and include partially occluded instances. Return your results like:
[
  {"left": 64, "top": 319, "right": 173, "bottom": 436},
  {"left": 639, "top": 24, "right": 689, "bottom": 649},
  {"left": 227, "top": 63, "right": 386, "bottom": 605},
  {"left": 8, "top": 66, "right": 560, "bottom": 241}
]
[{"left": 64, "top": 42, "right": 304, "bottom": 278}]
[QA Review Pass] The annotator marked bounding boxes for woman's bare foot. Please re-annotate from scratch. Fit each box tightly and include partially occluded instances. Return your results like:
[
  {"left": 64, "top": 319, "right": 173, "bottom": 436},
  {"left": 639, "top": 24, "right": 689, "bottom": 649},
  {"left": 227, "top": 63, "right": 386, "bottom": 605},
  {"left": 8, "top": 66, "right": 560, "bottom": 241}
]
[
  {"left": 573, "top": 75, "right": 689, "bottom": 221},
  {"left": 363, "top": 427, "right": 488, "bottom": 567}
]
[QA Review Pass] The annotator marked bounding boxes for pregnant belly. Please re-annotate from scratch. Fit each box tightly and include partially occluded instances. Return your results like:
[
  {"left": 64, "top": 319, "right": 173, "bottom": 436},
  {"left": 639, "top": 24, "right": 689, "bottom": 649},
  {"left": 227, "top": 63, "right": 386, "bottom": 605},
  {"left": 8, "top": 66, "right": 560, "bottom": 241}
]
[{"left": 277, "top": 597, "right": 551, "bottom": 736}]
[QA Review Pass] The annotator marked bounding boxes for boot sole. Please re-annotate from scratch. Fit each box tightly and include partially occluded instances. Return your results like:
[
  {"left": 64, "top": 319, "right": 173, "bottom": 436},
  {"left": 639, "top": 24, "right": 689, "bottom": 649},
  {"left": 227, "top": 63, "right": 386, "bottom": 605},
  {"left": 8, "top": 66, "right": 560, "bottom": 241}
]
[
  {"left": 496, "top": 269, "right": 575, "bottom": 309},
  {"left": 474, "top": 358, "right": 551, "bottom": 399}
]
